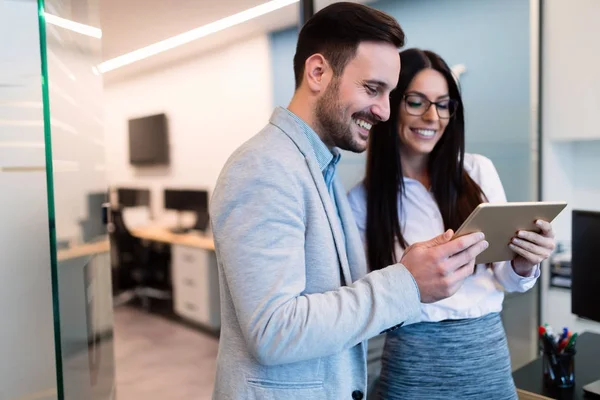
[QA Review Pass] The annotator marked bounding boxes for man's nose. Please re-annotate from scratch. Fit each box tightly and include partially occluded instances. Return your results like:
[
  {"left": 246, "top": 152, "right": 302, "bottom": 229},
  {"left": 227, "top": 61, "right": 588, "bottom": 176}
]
[{"left": 371, "top": 97, "right": 391, "bottom": 122}]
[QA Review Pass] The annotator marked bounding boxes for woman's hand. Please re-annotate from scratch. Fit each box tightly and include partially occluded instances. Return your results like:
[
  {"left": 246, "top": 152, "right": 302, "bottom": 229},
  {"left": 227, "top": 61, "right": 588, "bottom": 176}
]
[{"left": 509, "top": 220, "right": 556, "bottom": 277}]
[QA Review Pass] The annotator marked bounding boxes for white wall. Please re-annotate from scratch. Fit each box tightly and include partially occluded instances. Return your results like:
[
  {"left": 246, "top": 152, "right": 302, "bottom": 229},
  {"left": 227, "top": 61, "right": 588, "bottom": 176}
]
[
  {"left": 542, "top": 0, "right": 600, "bottom": 241},
  {"left": 541, "top": 0, "right": 600, "bottom": 334},
  {"left": 104, "top": 34, "right": 273, "bottom": 222}
]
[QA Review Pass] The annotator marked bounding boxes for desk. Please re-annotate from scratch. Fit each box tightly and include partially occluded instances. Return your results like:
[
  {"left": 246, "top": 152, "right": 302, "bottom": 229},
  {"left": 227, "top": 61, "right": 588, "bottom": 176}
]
[
  {"left": 129, "top": 225, "right": 215, "bottom": 250},
  {"left": 129, "top": 225, "right": 220, "bottom": 330},
  {"left": 55, "top": 225, "right": 214, "bottom": 262},
  {"left": 57, "top": 239, "right": 110, "bottom": 262},
  {"left": 55, "top": 239, "right": 114, "bottom": 357},
  {"left": 513, "top": 332, "right": 600, "bottom": 399}
]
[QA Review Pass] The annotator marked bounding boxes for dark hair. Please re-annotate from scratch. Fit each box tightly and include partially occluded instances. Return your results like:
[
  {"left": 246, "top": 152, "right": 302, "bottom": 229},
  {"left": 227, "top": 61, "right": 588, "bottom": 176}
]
[
  {"left": 364, "top": 48, "right": 486, "bottom": 271},
  {"left": 293, "top": 2, "right": 404, "bottom": 89}
]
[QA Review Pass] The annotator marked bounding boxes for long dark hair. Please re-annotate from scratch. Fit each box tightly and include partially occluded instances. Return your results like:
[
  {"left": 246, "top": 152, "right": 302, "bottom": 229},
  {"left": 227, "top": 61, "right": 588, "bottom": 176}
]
[{"left": 365, "top": 48, "right": 486, "bottom": 271}]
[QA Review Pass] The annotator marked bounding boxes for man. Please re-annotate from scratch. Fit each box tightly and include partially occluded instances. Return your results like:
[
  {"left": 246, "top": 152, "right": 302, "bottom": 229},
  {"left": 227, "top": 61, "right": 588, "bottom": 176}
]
[{"left": 210, "top": 3, "right": 488, "bottom": 399}]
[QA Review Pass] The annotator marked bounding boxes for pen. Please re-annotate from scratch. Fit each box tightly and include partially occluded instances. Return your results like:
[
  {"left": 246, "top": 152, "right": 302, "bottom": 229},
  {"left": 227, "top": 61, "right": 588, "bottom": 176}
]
[
  {"left": 558, "top": 338, "right": 569, "bottom": 353},
  {"left": 565, "top": 332, "right": 578, "bottom": 353},
  {"left": 538, "top": 326, "right": 547, "bottom": 337},
  {"left": 560, "top": 327, "right": 569, "bottom": 342}
]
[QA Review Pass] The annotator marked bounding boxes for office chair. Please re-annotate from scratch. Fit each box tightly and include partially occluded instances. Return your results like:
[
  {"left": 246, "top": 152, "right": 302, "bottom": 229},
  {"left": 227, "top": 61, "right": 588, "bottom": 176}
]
[{"left": 109, "top": 207, "right": 171, "bottom": 310}]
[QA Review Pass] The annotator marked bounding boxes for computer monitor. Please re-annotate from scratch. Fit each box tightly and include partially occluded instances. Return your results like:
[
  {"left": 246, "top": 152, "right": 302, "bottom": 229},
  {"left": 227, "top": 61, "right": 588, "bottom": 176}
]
[
  {"left": 571, "top": 210, "right": 600, "bottom": 397},
  {"left": 164, "top": 189, "right": 208, "bottom": 213},
  {"left": 571, "top": 210, "right": 600, "bottom": 323},
  {"left": 80, "top": 192, "right": 108, "bottom": 242},
  {"left": 116, "top": 188, "right": 151, "bottom": 208},
  {"left": 164, "top": 189, "right": 209, "bottom": 233}
]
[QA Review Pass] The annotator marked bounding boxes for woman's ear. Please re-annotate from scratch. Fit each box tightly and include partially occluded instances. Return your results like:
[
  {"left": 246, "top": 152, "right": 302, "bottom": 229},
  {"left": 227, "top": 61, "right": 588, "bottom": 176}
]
[{"left": 303, "top": 54, "right": 331, "bottom": 93}]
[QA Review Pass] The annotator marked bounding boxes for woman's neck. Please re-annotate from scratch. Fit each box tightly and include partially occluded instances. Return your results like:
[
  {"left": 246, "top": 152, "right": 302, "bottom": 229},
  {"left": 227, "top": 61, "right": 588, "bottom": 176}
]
[{"left": 401, "top": 151, "right": 430, "bottom": 188}]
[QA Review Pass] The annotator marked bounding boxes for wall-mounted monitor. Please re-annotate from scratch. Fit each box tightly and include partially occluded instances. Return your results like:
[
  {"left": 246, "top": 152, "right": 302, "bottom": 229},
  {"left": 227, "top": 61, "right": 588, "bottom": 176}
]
[{"left": 128, "top": 113, "right": 169, "bottom": 166}]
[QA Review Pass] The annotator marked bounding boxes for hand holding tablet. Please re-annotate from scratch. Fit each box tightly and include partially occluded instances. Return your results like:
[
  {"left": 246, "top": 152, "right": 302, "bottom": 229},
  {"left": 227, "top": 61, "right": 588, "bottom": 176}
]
[{"left": 452, "top": 201, "right": 567, "bottom": 264}]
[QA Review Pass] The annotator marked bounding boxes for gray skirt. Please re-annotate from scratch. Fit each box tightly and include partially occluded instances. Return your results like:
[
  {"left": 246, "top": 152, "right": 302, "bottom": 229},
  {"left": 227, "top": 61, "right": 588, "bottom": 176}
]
[{"left": 376, "top": 312, "right": 517, "bottom": 400}]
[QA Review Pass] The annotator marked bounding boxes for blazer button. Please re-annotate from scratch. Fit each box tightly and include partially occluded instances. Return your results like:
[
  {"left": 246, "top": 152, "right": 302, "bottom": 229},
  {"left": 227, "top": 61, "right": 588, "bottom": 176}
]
[{"left": 352, "top": 390, "right": 364, "bottom": 400}]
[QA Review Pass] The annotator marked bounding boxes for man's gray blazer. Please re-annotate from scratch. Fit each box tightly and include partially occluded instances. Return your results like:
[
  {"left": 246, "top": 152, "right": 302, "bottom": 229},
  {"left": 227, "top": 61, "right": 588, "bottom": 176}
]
[{"left": 210, "top": 107, "right": 420, "bottom": 399}]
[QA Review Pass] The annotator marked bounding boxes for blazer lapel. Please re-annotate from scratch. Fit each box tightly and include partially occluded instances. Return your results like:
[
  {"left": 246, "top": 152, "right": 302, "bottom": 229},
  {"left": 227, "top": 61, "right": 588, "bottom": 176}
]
[
  {"left": 304, "top": 156, "right": 353, "bottom": 286},
  {"left": 332, "top": 178, "right": 367, "bottom": 282},
  {"left": 269, "top": 108, "right": 353, "bottom": 286}
]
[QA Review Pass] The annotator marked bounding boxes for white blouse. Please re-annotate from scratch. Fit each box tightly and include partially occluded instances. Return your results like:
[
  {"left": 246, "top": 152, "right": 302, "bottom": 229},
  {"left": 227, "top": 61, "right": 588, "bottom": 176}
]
[{"left": 347, "top": 153, "right": 540, "bottom": 322}]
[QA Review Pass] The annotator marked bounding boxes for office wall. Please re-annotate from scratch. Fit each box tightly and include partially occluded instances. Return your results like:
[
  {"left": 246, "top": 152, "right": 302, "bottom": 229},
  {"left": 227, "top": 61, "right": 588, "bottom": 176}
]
[
  {"left": 541, "top": 0, "right": 600, "bottom": 241},
  {"left": 104, "top": 35, "right": 273, "bottom": 220},
  {"left": 540, "top": 0, "right": 600, "bottom": 334},
  {"left": 269, "top": 0, "right": 534, "bottom": 200}
]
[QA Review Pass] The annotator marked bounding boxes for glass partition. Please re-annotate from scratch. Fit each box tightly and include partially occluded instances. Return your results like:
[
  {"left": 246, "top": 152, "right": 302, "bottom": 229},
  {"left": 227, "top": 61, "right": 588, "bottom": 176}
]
[
  {"left": 0, "top": 1, "right": 59, "bottom": 398},
  {"left": 0, "top": 0, "right": 114, "bottom": 398},
  {"left": 39, "top": 0, "right": 116, "bottom": 398}
]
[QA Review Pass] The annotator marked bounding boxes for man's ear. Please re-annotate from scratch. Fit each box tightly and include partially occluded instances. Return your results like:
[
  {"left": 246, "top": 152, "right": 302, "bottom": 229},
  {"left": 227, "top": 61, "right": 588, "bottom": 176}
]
[{"left": 303, "top": 54, "right": 331, "bottom": 93}]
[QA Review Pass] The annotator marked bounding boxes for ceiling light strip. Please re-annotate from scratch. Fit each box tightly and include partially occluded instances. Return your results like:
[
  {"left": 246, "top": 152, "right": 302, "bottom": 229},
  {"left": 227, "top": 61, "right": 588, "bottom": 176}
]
[
  {"left": 98, "top": 0, "right": 299, "bottom": 73},
  {"left": 44, "top": 12, "right": 102, "bottom": 39}
]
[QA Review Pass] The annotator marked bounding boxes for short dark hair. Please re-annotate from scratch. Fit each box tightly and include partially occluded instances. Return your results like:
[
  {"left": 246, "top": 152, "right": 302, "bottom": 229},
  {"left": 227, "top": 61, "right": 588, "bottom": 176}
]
[{"left": 293, "top": 2, "right": 405, "bottom": 89}]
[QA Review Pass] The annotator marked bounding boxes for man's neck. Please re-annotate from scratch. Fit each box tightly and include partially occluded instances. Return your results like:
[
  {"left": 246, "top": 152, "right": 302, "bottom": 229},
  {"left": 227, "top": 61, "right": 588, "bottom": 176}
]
[{"left": 287, "top": 95, "right": 332, "bottom": 148}]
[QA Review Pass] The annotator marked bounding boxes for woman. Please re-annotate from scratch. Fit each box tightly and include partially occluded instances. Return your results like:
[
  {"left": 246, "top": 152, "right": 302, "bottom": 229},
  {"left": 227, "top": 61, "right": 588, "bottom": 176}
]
[{"left": 347, "top": 49, "right": 556, "bottom": 399}]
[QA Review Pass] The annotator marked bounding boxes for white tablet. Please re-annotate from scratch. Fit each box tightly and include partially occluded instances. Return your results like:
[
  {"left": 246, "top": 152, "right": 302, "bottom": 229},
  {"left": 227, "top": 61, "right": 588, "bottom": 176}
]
[{"left": 453, "top": 201, "right": 567, "bottom": 264}]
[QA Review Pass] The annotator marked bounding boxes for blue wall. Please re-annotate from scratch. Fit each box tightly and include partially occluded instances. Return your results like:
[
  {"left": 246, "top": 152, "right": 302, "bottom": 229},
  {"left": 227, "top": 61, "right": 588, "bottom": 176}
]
[{"left": 268, "top": 0, "right": 533, "bottom": 200}]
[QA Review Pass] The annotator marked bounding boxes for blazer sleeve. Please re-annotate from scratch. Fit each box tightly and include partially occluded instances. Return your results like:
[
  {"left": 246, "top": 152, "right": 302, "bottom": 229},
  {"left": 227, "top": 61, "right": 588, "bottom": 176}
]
[{"left": 210, "top": 153, "right": 420, "bottom": 366}]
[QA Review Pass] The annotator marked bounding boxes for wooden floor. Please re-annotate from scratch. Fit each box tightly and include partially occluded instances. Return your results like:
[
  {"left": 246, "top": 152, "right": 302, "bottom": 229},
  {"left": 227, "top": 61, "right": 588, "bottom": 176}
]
[
  {"left": 114, "top": 306, "right": 219, "bottom": 400},
  {"left": 111, "top": 301, "right": 537, "bottom": 399}
]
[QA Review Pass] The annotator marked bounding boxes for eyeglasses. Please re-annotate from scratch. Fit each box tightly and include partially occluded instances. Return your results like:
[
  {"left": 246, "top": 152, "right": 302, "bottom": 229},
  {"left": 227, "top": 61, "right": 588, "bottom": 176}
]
[{"left": 402, "top": 93, "right": 458, "bottom": 119}]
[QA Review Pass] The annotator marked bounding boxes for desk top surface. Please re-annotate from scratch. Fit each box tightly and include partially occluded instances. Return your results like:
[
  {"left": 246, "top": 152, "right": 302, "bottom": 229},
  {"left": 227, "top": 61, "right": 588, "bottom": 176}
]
[
  {"left": 57, "top": 239, "right": 110, "bottom": 262},
  {"left": 129, "top": 225, "right": 215, "bottom": 250},
  {"left": 56, "top": 225, "right": 215, "bottom": 261},
  {"left": 513, "top": 331, "right": 600, "bottom": 400}
]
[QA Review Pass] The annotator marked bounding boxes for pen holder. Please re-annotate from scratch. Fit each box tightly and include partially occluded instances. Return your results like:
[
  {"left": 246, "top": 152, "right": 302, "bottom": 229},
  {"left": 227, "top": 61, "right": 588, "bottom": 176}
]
[{"left": 543, "top": 350, "right": 575, "bottom": 389}]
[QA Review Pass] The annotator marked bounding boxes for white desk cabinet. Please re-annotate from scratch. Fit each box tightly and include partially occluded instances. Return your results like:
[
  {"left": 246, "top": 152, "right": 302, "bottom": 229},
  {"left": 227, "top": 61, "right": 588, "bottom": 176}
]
[{"left": 171, "top": 244, "right": 220, "bottom": 330}]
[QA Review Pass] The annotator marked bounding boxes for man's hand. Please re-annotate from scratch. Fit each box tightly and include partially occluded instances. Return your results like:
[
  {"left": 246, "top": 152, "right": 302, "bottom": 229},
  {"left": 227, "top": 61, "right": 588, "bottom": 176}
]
[
  {"left": 400, "top": 230, "right": 488, "bottom": 303},
  {"left": 509, "top": 219, "right": 556, "bottom": 277}
]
